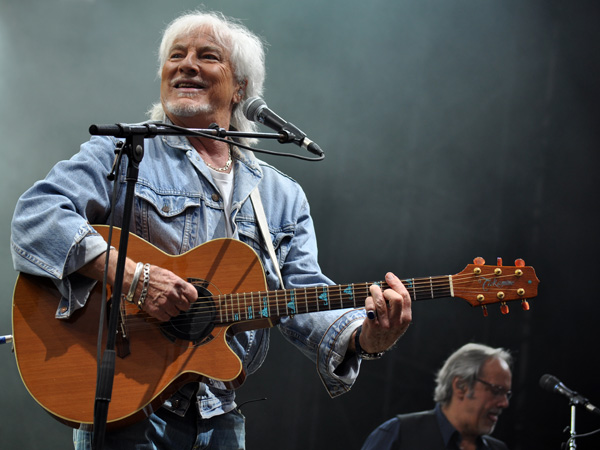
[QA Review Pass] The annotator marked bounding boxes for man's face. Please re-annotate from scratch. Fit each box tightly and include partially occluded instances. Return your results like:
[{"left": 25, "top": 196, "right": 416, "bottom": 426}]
[
  {"left": 160, "top": 28, "right": 241, "bottom": 127},
  {"left": 461, "top": 357, "right": 512, "bottom": 437}
]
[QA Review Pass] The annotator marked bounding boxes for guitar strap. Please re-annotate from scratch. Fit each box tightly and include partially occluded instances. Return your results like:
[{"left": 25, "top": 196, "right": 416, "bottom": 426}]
[{"left": 250, "top": 188, "right": 285, "bottom": 289}]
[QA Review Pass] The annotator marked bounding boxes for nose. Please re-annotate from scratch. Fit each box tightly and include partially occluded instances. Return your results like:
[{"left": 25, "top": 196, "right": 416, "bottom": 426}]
[
  {"left": 498, "top": 393, "right": 510, "bottom": 408},
  {"left": 178, "top": 53, "right": 199, "bottom": 75}
]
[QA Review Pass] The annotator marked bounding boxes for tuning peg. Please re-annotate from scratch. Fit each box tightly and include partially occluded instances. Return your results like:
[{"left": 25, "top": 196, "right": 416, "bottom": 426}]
[
  {"left": 482, "top": 305, "right": 488, "bottom": 317},
  {"left": 497, "top": 257, "right": 503, "bottom": 266},
  {"left": 515, "top": 258, "right": 525, "bottom": 267},
  {"left": 474, "top": 257, "right": 485, "bottom": 265},
  {"left": 521, "top": 299, "right": 530, "bottom": 311},
  {"left": 500, "top": 302, "right": 509, "bottom": 315}
]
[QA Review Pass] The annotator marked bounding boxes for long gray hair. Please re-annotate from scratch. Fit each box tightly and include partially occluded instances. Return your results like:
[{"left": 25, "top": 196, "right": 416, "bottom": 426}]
[
  {"left": 147, "top": 10, "right": 266, "bottom": 146},
  {"left": 433, "top": 343, "right": 512, "bottom": 406}
]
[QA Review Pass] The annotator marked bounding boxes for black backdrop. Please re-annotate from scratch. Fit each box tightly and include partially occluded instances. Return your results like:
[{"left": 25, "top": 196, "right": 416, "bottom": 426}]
[{"left": 0, "top": 1, "right": 599, "bottom": 449}]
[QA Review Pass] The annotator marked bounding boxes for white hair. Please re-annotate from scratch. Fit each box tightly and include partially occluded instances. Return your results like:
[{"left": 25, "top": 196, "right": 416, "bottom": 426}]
[{"left": 147, "top": 10, "right": 266, "bottom": 146}]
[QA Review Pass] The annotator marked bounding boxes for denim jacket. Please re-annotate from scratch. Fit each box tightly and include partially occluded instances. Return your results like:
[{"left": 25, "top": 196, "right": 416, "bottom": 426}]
[{"left": 11, "top": 130, "right": 366, "bottom": 418}]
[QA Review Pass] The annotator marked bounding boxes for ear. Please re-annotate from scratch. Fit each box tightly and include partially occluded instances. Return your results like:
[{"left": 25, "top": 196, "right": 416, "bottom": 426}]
[
  {"left": 452, "top": 377, "right": 468, "bottom": 401},
  {"left": 233, "top": 80, "right": 248, "bottom": 104}
]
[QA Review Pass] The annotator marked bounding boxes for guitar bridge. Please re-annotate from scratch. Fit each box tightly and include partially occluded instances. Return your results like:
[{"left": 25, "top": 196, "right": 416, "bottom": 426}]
[{"left": 107, "top": 297, "right": 131, "bottom": 358}]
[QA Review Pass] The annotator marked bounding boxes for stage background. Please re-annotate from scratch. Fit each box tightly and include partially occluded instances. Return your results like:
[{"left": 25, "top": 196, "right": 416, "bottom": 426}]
[{"left": 1, "top": 1, "right": 599, "bottom": 448}]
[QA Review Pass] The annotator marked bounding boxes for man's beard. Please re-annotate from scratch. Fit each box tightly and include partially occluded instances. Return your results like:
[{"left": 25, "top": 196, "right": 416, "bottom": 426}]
[{"left": 163, "top": 98, "right": 214, "bottom": 118}]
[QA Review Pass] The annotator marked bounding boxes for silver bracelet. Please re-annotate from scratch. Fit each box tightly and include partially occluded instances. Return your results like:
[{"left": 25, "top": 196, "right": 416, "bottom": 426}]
[
  {"left": 137, "top": 263, "right": 151, "bottom": 310},
  {"left": 124, "top": 262, "right": 144, "bottom": 304},
  {"left": 355, "top": 325, "right": 385, "bottom": 360}
]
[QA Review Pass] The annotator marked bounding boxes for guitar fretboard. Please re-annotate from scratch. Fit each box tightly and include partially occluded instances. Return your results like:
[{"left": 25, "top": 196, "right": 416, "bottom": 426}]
[{"left": 215, "top": 276, "right": 453, "bottom": 323}]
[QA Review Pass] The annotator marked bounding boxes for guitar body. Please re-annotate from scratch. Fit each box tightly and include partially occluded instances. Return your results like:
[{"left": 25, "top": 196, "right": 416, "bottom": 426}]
[{"left": 12, "top": 226, "right": 268, "bottom": 429}]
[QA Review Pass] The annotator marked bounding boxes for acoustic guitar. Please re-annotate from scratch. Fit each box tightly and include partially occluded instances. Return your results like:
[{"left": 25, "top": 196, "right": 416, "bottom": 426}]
[{"left": 11, "top": 226, "right": 539, "bottom": 430}]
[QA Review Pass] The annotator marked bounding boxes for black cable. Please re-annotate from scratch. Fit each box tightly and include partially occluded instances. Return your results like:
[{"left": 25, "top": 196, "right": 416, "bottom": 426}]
[{"left": 155, "top": 122, "right": 325, "bottom": 162}]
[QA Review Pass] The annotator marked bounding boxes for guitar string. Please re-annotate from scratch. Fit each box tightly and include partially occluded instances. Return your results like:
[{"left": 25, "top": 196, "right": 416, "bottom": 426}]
[
  {"left": 118, "top": 272, "right": 532, "bottom": 329},
  {"left": 121, "top": 273, "right": 527, "bottom": 324},
  {"left": 121, "top": 272, "right": 528, "bottom": 325}
]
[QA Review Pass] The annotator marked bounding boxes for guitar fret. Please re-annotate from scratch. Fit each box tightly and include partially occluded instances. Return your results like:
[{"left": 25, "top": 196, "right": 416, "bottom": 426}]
[
  {"left": 318, "top": 286, "right": 329, "bottom": 311},
  {"left": 287, "top": 289, "right": 297, "bottom": 315},
  {"left": 259, "top": 291, "right": 267, "bottom": 318},
  {"left": 242, "top": 292, "right": 247, "bottom": 320},
  {"left": 342, "top": 283, "right": 355, "bottom": 309},
  {"left": 221, "top": 295, "right": 226, "bottom": 323},
  {"left": 336, "top": 284, "right": 343, "bottom": 310},
  {"left": 303, "top": 287, "right": 309, "bottom": 315},
  {"left": 404, "top": 278, "right": 416, "bottom": 301},
  {"left": 249, "top": 291, "right": 255, "bottom": 320},
  {"left": 272, "top": 290, "right": 278, "bottom": 317},
  {"left": 217, "top": 295, "right": 223, "bottom": 323}
]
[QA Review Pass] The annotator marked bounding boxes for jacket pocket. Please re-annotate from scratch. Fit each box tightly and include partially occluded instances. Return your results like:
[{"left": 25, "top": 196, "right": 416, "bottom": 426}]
[{"left": 134, "top": 184, "right": 202, "bottom": 254}]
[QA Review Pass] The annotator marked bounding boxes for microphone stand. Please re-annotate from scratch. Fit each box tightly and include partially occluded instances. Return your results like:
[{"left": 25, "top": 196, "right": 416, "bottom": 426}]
[
  {"left": 564, "top": 402, "right": 577, "bottom": 449},
  {"left": 89, "top": 123, "right": 285, "bottom": 450},
  {"left": 92, "top": 127, "right": 143, "bottom": 450}
]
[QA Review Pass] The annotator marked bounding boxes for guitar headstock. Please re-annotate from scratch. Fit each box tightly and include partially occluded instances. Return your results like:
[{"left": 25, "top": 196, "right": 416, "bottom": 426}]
[{"left": 453, "top": 257, "right": 540, "bottom": 316}]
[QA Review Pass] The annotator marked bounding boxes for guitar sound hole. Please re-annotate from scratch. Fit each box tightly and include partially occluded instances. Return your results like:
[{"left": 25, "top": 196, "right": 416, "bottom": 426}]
[{"left": 160, "top": 284, "right": 216, "bottom": 343}]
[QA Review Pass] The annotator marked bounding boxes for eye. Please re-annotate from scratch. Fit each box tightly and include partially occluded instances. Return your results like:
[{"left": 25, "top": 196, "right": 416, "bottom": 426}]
[{"left": 201, "top": 53, "right": 219, "bottom": 61}]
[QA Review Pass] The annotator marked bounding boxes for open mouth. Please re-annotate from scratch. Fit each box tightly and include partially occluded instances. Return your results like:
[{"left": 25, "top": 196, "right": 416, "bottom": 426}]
[
  {"left": 173, "top": 80, "right": 206, "bottom": 90},
  {"left": 487, "top": 411, "right": 501, "bottom": 423}
]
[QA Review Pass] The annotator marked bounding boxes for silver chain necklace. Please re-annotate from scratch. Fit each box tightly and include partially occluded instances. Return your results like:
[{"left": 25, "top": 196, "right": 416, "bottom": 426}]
[{"left": 204, "top": 146, "right": 232, "bottom": 172}]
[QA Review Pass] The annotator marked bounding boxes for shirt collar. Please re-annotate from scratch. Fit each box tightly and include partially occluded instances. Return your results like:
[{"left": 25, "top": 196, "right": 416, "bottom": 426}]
[
  {"left": 434, "top": 403, "right": 491, "bottom": 450},
  {"left": 435, "top": 403, "right": 460, "bottom": 448}
]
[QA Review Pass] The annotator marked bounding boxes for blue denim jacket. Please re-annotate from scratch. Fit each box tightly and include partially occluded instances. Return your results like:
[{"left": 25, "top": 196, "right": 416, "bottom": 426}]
[{"left": 11, "top": 130, "right": 366, "bottom": 418}]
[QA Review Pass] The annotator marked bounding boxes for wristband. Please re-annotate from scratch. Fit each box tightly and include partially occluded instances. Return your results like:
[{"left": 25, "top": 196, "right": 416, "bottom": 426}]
[
  {"left": 137, "top": 263, "right": 151, "bottom": 310},
  {"left": 355, "top": 325, "right": 384, "bottom": 360},
  {"left": 124, "top": 262, "right": 144, "bottom": 304}
]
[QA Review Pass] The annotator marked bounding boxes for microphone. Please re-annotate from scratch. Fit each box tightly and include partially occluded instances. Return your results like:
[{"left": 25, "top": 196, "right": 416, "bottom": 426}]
[
  {"left": 539, "top": 374, "right": 600, "bottom": 415},
  {"left": 243, "top": 97, "right": 323, "bottom": 157}
]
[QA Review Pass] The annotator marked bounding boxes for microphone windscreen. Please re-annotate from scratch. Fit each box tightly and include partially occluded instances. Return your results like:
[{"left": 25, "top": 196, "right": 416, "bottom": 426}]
[
  {"left": 243, "top": 97, "right": 266, "bottom": 121},
  {"left": 539, "top": 374, "right": 559, "bottom": 391}
]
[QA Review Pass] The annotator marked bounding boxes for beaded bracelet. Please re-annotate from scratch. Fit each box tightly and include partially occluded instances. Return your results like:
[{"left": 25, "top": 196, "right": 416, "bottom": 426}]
[
  {"left": 124, "top": 262, "right": 144, "bottom": 304},
  {"left": 137, "top": 263, "right": 151, "bottom": 310},
  {"left": 355, "top": 325, "right": 385, "bottom": 360}
]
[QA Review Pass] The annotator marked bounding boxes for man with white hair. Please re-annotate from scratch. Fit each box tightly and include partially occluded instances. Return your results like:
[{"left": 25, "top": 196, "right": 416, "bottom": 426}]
[
  {"left": 361, "top": 343, "right": 512, "bottom": 450},
  {"left": 11, "top": 10, "right": 412, "bottom": 450}
]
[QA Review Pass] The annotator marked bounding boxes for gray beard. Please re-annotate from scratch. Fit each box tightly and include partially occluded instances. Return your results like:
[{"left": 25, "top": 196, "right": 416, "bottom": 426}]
[{"left": 163, "top": 99, "right": 214, "bottom": 118}]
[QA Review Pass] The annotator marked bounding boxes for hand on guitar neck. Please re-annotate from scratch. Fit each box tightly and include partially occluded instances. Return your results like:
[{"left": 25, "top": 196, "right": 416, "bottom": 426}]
[{"left": 349, "top": 272, "right": 412, "bottom": 357}]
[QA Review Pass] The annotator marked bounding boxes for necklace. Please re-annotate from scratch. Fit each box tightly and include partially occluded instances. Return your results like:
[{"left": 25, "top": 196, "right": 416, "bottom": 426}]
[{"left": 204, "top": 146, "right": 232, "bottom": 172}]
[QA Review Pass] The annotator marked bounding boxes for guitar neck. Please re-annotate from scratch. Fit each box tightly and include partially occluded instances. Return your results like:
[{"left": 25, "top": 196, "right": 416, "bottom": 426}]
[{"left": 216, "top": 276, "right": 452, "bottom": 323}]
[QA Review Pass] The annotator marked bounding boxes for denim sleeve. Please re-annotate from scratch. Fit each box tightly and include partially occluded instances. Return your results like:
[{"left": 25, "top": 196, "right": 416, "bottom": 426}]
[
  {"left": 10, "top": 136, "right": 120, "bottom": 317},
  {"left": 277, "top": 196, "right": 367, "bottom": 397}
]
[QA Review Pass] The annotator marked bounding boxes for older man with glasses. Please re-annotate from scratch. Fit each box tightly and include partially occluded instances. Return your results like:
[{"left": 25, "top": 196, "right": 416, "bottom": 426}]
[{"left": 361, "top": 343, "right": 512, "bottom": 450}]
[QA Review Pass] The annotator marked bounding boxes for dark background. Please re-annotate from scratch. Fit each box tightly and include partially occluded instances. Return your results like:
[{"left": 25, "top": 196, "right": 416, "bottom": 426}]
[{"left": 1, "top": 1, "right": 599, "bottom": 448}]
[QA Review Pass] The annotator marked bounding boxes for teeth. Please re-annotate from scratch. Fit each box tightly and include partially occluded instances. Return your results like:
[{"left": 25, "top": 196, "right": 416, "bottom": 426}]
[{"left": 177, "top": 83, "right": 202, "bottom": 88}]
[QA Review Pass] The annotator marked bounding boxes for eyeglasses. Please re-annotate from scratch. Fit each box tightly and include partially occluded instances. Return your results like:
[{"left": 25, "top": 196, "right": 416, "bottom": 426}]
[{"left": 476, "top": 378, "right": 512, "bottom": 400}]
